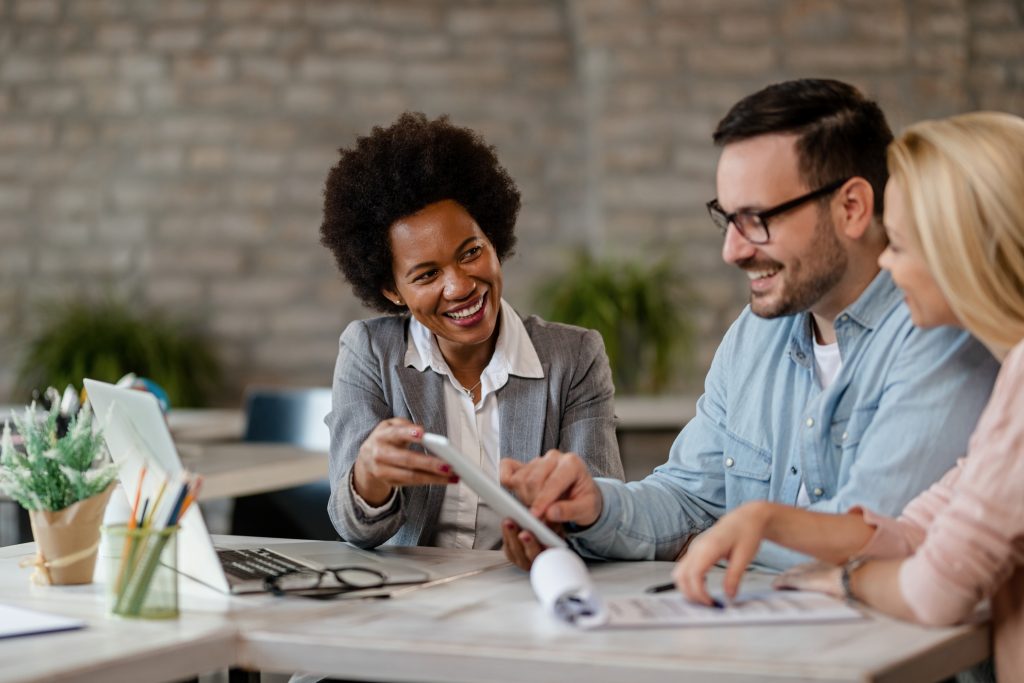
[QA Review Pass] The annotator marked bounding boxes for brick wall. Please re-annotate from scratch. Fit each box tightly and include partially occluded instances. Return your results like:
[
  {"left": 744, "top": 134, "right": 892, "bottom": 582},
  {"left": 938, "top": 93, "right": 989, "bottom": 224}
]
[{"left": 0, "top": 0, "right": 1021, "bottom": 403}]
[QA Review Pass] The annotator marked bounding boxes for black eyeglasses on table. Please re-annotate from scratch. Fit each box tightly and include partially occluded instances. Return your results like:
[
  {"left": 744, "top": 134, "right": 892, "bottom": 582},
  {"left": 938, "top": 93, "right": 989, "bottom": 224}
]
[
  {"left": 263, "top": 565, "right": 431, "bottom": 600},
  {"left": 706, "top": 177, "right": 850, "bottom": 244}
]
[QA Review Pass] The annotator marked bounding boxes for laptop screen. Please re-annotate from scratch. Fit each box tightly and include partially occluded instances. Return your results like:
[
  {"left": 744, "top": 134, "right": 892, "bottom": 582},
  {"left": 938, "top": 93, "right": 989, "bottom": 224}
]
[{"left": 84, "top": 379, "right": 231, "bottom": 593}]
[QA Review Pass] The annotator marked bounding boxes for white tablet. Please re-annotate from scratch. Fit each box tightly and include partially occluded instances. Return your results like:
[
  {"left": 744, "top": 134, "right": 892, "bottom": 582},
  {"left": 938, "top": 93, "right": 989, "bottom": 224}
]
[{"left": 422, "top": 433, "right": 567, "bottom": 550}]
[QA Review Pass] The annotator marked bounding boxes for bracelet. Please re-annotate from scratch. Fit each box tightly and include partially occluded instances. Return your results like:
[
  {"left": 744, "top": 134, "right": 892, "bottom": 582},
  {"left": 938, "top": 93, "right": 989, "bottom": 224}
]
[{"left": 840, "top": 556, "right": 868, "bottom": 601}]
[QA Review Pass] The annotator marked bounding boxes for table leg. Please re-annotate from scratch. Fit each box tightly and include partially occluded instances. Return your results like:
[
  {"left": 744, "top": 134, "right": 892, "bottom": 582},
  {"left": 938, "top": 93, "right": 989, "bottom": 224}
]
[{"left": 228, "top": 668, "right": 260, "bottom": 683}]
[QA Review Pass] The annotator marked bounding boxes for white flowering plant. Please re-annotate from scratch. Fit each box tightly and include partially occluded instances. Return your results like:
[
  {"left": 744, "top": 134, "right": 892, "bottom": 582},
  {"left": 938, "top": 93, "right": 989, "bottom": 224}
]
[{"left": 0, "top": 400, "right": 117, "bottom": 512}]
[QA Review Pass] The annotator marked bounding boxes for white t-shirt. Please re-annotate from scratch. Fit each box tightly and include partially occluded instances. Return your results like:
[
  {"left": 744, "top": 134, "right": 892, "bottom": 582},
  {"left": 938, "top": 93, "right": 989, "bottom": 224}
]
[{"left": 796, "top": 337, "right": 843, "bottom": 507}]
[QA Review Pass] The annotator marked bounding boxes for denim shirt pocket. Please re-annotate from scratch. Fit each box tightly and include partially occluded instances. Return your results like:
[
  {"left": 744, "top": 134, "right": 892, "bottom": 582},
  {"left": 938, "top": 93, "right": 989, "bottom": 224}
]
[
  {"left": 827, "top": 404, "right": 878, "bottom": 485},
  {"left": 830, "top": 404, "right": 876, "bottom": 451},
  {"left": 722, "top": 430, "right": 772, "bottom": 507}
]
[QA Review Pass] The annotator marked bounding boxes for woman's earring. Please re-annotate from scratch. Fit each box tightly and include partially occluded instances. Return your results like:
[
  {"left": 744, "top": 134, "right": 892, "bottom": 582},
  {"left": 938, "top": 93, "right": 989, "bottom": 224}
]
[{"left": 393, "top": 299, "right": 403, "bottom": 306}]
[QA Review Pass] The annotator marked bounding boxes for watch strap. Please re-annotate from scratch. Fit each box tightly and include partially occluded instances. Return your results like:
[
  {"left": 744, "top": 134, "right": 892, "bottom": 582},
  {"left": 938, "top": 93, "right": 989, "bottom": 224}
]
[{"left": 840, "top": 556, "right": 868, "bottom": 601}]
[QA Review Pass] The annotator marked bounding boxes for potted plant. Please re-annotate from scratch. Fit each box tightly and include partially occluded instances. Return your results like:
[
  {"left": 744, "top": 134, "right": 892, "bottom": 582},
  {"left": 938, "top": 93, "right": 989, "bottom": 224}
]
[
  {"left": 16, "top": 298, "right": 222, "bottom": 407},
  {"left": 0, "top": 398, "right": 117, "bottom": 585},
  {"left": 534, "top": 251, "right": 694, "bottom": 394}
]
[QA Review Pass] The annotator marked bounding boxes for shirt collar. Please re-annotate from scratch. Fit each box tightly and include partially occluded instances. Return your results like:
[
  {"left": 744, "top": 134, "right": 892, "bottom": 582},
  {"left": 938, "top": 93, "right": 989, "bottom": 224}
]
[
  {"left": 789, "top": 269, "right": 903, "bottom": 366},
  {"left": 404, "top": 299, "right": 544, "bottom": 381}
]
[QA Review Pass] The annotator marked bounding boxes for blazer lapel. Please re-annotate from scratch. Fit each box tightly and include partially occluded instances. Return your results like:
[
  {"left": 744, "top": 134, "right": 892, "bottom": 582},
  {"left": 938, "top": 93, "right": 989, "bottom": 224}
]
[
  {"left": 395, "top": 365, "right": 447, "bottom": 544},
  {"left": 395, "top": 365, "right": 446, "bottom": 434},
  {"left": 499, "top": 364, "right": 550, "bottom": 464}
]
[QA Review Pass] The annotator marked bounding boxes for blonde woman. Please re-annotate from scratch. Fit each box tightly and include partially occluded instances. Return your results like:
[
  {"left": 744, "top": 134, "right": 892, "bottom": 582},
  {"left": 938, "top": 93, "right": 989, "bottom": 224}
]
[{"left": 674, "top": 112, "right": 1024, "bottom": 682}]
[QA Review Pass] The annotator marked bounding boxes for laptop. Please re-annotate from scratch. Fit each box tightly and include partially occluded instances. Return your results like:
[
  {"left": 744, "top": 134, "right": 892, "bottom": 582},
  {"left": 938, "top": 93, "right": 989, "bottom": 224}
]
[{"left": 83, "top": 378, "right": 430, "bottom": 595}]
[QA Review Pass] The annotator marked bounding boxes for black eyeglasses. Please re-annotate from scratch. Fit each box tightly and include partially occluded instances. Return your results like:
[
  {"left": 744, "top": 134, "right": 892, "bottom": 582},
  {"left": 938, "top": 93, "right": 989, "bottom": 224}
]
[
  {"left": 707, "top": 177, "right": 850, "bottom": 244},
  {"left": 263, "top": 565, "right": 430, "bottom": 600}
]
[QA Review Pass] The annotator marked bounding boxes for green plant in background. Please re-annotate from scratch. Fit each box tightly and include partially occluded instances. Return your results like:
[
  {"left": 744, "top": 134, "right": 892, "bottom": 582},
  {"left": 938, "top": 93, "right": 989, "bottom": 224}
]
[
  {"left": 0, "top": 402, "right": 117, "bottom": 512},
  {"left": 16, "top": 299, "right": 221, "bottom": 407},
  {"left": 535, "top": 251, "right": 694, "bottom": 394}
]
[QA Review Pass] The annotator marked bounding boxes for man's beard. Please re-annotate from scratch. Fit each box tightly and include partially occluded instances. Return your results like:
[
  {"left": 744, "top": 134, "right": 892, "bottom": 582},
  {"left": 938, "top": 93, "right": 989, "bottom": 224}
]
[{"left": 746, "top": 214, "right": 848, "bottom": 319}]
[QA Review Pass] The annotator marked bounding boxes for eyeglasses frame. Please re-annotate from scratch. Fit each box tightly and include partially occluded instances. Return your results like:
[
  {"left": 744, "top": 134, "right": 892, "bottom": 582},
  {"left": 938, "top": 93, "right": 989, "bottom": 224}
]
[
  {"left": 707, "top": 176, "right": 852, "bottom": 245},
  {"left": 263, "top": 564, "right": 430, "bottom": 600}
]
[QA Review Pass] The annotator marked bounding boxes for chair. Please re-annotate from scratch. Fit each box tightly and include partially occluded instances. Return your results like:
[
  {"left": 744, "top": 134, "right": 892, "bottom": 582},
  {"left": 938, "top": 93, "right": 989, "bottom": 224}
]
[{"left": 229, "top": 387, "right": 339, "bottom": 541}]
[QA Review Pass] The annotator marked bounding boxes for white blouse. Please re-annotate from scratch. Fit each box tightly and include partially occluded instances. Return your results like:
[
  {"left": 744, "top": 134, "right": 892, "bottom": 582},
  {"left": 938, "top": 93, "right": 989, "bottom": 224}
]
[{"left": 351, "top": 299, "right": 543, "bottom": 550}]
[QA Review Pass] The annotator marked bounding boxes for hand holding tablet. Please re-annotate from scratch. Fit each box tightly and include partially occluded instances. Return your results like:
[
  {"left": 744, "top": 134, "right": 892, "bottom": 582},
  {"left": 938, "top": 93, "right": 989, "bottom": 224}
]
[{"left": 422, "top": 433, "right": 567, "bottom": 550}]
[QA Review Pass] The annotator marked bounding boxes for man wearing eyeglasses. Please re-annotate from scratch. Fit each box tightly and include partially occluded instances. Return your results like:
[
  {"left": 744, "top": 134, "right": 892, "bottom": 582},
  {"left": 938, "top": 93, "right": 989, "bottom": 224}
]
[{"left": 499, "top": 78, "right": 999, "bottom": 571}]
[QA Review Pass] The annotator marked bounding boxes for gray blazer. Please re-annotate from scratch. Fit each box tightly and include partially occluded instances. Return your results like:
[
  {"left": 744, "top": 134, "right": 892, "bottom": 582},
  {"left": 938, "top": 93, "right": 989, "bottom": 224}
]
[{"left": 326, "top": 314, "right": 623, "bottom": 549}]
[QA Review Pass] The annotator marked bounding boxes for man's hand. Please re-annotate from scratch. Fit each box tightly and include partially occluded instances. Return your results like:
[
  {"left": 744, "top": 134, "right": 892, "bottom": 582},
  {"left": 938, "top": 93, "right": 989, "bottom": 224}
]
[
  {"left": 500, "top": 450, "right": 603, "bottom": 526},
  {"left": 498, "top": 451, "right": 603, "bottom": 569}
]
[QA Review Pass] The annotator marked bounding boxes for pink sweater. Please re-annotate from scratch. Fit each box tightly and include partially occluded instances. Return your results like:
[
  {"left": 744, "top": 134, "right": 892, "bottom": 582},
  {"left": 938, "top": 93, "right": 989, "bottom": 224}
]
[{"left": 854, "top": 339, "right": 1024, "bottom": 682}]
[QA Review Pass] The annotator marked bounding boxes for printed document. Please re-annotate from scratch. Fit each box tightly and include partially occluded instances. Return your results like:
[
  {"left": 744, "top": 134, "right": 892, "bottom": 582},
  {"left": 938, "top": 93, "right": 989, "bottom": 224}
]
[
  {"left": 529, "top": 548, "right": 863, "bottom": 629},
  {"left": 595, "top": 590, "right": 864, "bottom": 629}
]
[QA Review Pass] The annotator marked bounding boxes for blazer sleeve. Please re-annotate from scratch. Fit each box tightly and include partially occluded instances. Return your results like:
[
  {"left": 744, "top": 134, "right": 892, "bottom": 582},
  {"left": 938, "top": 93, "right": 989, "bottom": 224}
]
[
  {"left": 557, "top": 328, "right": 624, "bottom": 481},
  {"left": 326, "top": 320, "right": 408, "bottom": 548}
]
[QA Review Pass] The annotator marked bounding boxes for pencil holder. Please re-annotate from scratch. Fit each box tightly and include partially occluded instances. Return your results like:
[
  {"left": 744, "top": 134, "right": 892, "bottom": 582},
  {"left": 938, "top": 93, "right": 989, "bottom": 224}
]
[{"left": 103, "top": 525, "right": 179, "bottom": 619}]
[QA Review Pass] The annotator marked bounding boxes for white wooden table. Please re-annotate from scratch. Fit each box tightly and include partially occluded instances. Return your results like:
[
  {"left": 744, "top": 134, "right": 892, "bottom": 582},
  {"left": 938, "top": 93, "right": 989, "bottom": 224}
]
[
  {"left": 0, "top": 542, "right": 238, "bottom": 683},
  {"left": 0, "top": 538, "right": 508, "bottom": 683},
  {"left": 238, "top": 554, "right": 990, "bottom": 683},
  {"left": 0, "top": 537, "right": 991, "bottom": 683}
]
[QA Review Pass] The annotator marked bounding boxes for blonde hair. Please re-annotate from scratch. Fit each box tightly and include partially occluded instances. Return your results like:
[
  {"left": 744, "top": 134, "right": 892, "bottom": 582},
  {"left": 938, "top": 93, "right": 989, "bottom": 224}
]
[{"left": 887, "top": 112, "right": 1024, "bottom": 353}]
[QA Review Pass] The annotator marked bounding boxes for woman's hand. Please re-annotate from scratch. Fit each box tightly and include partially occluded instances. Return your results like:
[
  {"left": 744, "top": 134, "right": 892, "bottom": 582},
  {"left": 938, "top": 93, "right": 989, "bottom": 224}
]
[
  {"left": 352, "top": 418, "right": 457, "bottom": 506},
  {"left": 773, "top": 562, "right": 843, "bottom": 598},
  {"left": 499, "top": 519, "right": 566, "bottom": 571},
  {"left": 674, "top": 501, "right": 774, "bottom": 606}
]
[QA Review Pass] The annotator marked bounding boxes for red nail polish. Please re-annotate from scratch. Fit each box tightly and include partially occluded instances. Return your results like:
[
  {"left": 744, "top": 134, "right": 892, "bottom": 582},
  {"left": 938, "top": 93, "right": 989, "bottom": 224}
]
[
  {"left": 439, "top": 464, "right": 451, "bottom": 474},
  {"left": 449, "top": 475, "right": 460, "bottom": 483},
  {"left": 411, "top": 429, "right": 420, "bottom": 438}
]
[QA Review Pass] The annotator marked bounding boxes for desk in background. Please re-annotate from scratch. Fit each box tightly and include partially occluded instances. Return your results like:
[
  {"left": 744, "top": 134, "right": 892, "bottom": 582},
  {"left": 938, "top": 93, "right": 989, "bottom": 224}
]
[{"left": 173, "top": 396, "right": 701, "bottom": 485}]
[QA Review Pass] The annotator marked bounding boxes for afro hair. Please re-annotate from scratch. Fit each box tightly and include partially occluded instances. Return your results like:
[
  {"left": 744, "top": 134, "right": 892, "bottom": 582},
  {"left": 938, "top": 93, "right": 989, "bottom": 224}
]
[{"left": 320, "top": 112, "right": 521, "bottom": 313}]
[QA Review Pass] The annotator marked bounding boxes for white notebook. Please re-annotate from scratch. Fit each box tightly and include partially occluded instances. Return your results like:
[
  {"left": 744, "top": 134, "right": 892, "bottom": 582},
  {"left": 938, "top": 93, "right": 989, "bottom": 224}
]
[{"left": 0, "top": 603, "right": 85, "bottom": 640}]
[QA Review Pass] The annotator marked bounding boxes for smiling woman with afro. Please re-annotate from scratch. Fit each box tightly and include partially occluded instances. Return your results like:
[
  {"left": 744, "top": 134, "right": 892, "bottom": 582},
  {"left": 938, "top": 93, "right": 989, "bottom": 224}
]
[{"left": 317, "top": 111, "right": 623, "bottom": 558}]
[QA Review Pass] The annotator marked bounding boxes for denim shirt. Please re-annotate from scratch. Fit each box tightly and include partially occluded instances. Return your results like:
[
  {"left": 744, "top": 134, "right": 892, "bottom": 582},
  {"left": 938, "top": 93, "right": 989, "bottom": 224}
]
[{"left": 573, "top": 270, "right": 999, "bottom": 569}]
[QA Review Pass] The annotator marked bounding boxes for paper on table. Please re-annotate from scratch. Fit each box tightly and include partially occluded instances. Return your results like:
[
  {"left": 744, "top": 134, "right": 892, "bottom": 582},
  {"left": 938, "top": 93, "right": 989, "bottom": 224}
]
[
  {"left": 0, "top": 603, "right": 85, "bottom": 640},
  {"left": 597, "top": 590, "right": 864, "bottom": 629},
  {"left": 529, "top": 548, "right": 863, "bottom": 630},
  {"left": 529, "top": 548, "right": 605, "bottom": 627}
]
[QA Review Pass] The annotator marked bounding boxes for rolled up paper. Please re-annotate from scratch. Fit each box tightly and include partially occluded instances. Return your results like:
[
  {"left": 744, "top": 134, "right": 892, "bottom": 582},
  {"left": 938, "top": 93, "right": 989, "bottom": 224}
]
[{"left": 529, "top": 547, "right": 606, "bottom": 627}]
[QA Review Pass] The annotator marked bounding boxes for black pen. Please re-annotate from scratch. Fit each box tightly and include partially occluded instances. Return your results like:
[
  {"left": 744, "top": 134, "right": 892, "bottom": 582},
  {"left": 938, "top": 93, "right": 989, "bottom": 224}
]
[
  {"left": 644, "top": 581, "right": 676, "bottom": 594},
  {"left": 644, "top": 582, "right": 725, "bottom": 608}
]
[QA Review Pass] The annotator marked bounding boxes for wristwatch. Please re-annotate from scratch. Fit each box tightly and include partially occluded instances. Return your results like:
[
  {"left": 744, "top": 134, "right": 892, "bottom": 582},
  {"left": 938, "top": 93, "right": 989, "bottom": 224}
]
[{"left": 840, "top": 556, "right": 868, "bottom": 601}]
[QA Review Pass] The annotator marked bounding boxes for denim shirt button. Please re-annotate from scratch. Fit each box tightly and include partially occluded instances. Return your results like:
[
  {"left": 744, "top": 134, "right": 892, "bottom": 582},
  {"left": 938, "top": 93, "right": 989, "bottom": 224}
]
[
  {"left": 842, "top": 431, "right": 849, "bottom": 441},
  {"left": 806, "top": 417, "right": 815, "bottom": 428},
  {"left": 813, "top": 487, "right": 824, "bottom": 497},
  {"left": 725, "top": 457, "right": 735, "bottom": 468},
  {"left": 790, "top": 466, "right": 797, "bottom": 475}
]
